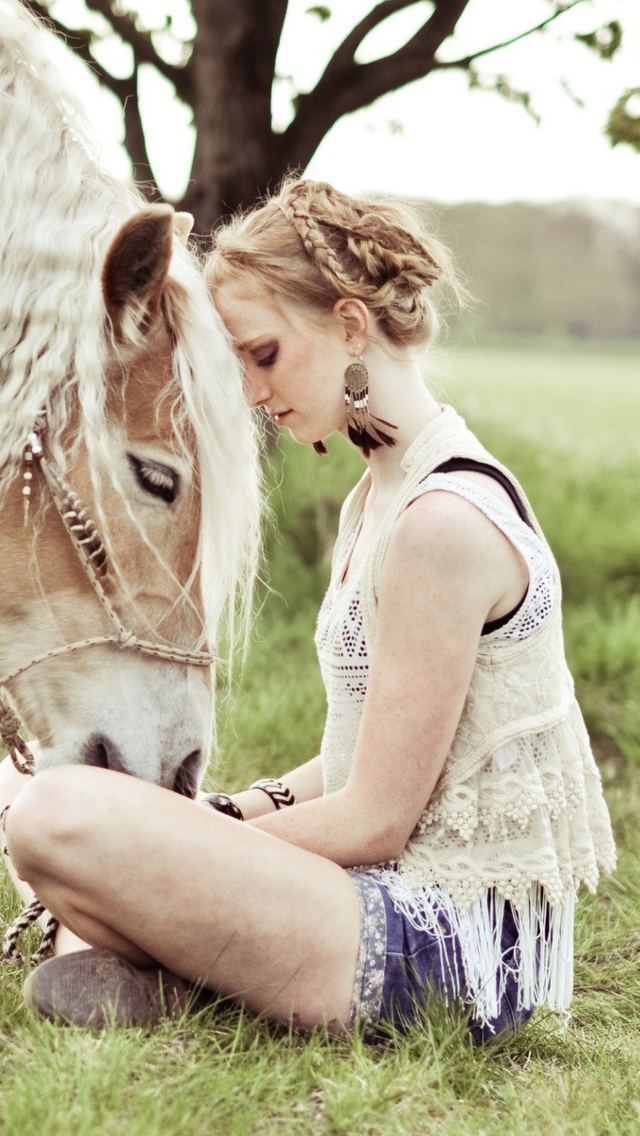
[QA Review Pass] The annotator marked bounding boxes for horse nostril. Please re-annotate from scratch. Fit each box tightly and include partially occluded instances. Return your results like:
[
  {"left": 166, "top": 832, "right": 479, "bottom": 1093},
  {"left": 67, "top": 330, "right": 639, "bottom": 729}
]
[
  {"left": 92, "top": 742, "right": 108, "bottom": 770},
  {"left": 173, "top": 750, "right": 202, "bottom": 798},
  {"left": 81, "top": 734, "right": 129, "bottom": 775}
]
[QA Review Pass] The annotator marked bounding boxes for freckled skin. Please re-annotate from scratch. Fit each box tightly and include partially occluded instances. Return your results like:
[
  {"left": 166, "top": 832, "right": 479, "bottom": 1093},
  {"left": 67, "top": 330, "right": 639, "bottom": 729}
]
[{"left": 214, "top": 283, "right": 348, "bottom": 446}]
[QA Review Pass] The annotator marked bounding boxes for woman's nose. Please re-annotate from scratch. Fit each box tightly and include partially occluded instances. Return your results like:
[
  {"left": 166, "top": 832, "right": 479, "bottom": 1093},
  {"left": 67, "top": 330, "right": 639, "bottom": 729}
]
[{"left": 243, "top": 370, "right": 271, "bottom": 409}]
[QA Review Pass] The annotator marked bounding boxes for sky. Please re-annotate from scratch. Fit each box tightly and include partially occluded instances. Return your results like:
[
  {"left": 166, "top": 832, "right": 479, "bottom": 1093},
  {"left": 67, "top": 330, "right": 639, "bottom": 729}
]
[{"left": 49, "top": 0, "right": 640, "bottom": 207}]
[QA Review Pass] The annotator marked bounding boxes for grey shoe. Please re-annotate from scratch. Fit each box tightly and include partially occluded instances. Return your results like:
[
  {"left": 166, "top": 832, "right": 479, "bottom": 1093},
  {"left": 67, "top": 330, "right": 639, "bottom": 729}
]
[{"left": 23, "top": 948, "right": 212, "bottom": 1027}]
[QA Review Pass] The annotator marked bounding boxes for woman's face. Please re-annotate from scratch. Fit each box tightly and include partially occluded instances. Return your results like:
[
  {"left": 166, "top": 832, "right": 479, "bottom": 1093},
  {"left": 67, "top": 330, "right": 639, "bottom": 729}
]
[{"left": 214, "top": 280, "right": 348, "bottom": 446}]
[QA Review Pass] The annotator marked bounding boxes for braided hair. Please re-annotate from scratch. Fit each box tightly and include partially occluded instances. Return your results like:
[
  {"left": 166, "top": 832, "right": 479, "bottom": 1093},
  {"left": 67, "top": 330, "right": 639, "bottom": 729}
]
[{"left": 207, "top": 178, "right": 461, "bottom": 349}]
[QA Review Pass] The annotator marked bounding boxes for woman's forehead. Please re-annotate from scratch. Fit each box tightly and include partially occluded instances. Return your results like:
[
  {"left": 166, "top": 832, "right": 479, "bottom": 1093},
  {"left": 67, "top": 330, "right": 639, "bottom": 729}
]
[{"left": 215, "top": 281, "right": 303, "bottom": 343}]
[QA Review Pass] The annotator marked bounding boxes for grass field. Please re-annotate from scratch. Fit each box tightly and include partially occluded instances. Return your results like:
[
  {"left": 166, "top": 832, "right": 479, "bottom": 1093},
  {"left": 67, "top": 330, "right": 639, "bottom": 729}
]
[
  {"left": 446, "top": 341, "right": 640, "bottom": 462},
  {"left": 1, "top": 343, "right": 640, "bottom": 1135}
]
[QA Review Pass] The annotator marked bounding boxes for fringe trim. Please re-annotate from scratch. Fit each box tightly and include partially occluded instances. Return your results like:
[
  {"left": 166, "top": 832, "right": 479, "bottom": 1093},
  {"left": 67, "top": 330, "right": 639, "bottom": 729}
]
[{"left": 368, "top": 871, "right": 575, "bottom": 1029}]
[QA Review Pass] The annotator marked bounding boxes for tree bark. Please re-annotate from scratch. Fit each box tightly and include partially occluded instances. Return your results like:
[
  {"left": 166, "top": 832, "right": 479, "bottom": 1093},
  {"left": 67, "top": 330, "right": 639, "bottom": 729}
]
[{"left": 182, "top": 0, "right": 288, "bottom": 236}]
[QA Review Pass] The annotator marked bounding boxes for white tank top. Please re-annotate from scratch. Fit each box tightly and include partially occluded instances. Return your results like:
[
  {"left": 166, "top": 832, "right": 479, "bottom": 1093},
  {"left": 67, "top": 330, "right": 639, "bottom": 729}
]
[{"left": 316, "top": 472, "right": 558, "bottom": 799}]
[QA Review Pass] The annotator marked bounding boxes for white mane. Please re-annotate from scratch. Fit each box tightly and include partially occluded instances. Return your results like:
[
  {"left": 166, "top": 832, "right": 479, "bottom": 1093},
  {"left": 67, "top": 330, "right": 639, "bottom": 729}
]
[{"left": 0, "top": 0, "right": 262, "bottom": 661}]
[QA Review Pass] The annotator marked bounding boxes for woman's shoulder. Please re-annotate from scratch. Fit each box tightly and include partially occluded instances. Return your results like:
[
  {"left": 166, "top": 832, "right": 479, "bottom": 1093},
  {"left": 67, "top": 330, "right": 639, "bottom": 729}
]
[
  {"left": 384, "top": 488, "right": 512, "bottom": 590},
  {"left": 393, "top": 482, "right": 509, "bottom": 547}
]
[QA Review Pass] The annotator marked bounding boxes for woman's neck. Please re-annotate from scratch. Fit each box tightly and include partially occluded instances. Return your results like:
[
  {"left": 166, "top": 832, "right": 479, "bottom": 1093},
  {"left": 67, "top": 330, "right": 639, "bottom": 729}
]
[{"left": 347, "top": 345, "right": 442, "bottom": 492}]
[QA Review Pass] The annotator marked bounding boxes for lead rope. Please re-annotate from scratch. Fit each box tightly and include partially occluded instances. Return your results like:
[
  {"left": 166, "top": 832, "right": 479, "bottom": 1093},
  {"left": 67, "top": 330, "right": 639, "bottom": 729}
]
[
  {"left": 0, "top": 786, "right": 59, "bottom": 966},
  {"left": 0, "top": 700, "right": 57, "bottom": 965},
  {"left": 2, "top": 899, "right": 58, "bottom": 967},
  {"left": 0, "top": 419, "right": 215, "bottom": 967},
  {"left": 0, "top": 700, "right": 35, "bottom": 776}
]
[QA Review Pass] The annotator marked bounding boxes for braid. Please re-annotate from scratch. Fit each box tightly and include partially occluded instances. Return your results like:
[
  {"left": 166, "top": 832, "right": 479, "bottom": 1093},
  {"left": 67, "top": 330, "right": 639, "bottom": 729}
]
[
  {"left": 208, "top": 177, "right": 464, "bottom": 349},
  {"left": 278, "top": 180, "right": 446, "bottom": 341},
  {"left": 278, "top": 182, "right": 357, "bottom": 297}
]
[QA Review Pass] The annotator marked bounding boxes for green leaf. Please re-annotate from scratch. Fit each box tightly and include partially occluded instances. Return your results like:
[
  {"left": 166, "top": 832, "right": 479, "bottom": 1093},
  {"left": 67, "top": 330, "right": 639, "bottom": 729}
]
[
  {"left": 575, "top": 21, "right": 622, "bottom": 61},
  {"left": 606, "top": 88, "right": 640, "bottom": 153},
  {"left": 306, "top": 5, "right": 332, "bottom": 21}
]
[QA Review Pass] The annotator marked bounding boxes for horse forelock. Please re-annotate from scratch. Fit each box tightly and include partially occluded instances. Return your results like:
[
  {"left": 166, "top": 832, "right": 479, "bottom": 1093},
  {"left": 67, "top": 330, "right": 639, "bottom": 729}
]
[
  {"left": 0, "top": 0, "right": 263, "bottom": 668},
  {"left": 0, "top": 0, "right": 142, "bottom": 480},
  {"left": 162, "top": 257, "right": 263, "bottom": 661}
]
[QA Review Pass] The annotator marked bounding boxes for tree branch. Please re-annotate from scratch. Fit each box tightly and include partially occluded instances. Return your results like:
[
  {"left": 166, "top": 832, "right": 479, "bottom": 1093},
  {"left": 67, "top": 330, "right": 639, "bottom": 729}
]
[
  {"left": 121, "top": 69, "right": 161, "bottom": 198},
  {"left": 23, "top": 1, "right": 130, "bottom": 100},
  {"left": 280, "top": 0, "right": 589, "bottom": 171},
  {"left": 25, "top": 0, "right": 192, "bottom": 103},
  {"left": 23, "top": 1, "right": 90, "bottom": 53},
  {"left": 82, "top": 0, "right": 192, "bottom": 102},
  {"left": 321, "top": 0, "right": 432, "bottom": 59},
  {"left": 435, "top": 0, "right": 588, "bottom": 70},
  {"left": 280, "top": 0, "right": 469, "bottom": 167}
]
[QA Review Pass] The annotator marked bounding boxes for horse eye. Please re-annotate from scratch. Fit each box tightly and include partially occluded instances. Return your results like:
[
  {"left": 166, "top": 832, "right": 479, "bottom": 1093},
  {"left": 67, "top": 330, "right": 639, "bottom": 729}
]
[{"left": 128, "top": 455, "right": 180, "bottom": 504}]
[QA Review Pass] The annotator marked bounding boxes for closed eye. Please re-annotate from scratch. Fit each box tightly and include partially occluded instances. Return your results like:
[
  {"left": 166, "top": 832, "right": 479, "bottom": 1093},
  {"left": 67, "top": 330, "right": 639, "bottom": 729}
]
[
  {"left": 128, "top": 455, "right": 180, "bottom": 504},
  {"left": 253, "top": 344, "right": 278, "bottom": 368}
]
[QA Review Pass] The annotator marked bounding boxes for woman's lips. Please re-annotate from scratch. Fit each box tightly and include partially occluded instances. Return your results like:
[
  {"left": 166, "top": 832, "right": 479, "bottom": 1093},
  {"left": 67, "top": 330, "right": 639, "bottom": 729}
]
[{"left": 273, "top": 410, "right": 292, "bottom": 423}]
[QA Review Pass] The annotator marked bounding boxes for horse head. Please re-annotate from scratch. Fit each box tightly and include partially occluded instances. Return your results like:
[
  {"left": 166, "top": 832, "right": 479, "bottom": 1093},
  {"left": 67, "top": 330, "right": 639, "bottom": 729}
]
[
  {"left": 0, "top": 4, "right": 262, "bottom": 796},
  {"left": 0, "top": 204, "right": 258, "bottom": 796}
]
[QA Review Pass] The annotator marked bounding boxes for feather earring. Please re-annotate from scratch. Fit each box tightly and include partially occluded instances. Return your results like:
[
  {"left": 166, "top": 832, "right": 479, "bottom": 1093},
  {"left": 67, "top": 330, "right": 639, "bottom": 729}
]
[{"left": 344, "top": 356, "right": 397, "bottom": 459}]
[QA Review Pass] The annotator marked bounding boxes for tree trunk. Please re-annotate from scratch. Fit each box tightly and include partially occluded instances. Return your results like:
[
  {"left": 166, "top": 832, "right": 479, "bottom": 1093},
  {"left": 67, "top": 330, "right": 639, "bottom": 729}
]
[{"left": 182, "top": 0, "right": 287, "bottom": 236}]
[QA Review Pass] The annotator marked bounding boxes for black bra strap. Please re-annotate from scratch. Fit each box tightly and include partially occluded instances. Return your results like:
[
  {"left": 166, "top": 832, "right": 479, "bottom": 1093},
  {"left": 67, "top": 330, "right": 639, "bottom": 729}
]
[{"left": 432, "top": 457, "right": 533, "bottom": 530}]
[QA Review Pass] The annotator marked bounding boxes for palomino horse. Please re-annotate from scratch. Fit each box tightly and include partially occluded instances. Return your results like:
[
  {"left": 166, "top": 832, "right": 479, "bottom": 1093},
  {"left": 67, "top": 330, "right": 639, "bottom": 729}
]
[{"left": 0, "top": 1, "right": 262, "bottom": 796}]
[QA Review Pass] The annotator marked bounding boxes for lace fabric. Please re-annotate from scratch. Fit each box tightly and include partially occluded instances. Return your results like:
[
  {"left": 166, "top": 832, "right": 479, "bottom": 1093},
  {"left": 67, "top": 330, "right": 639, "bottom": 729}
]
[
  {"left": 315, "top": 407, "right": 616, "bottom": 1024},
  {"left": 316, "top": 469, "right": 562, "bottom": 798}
]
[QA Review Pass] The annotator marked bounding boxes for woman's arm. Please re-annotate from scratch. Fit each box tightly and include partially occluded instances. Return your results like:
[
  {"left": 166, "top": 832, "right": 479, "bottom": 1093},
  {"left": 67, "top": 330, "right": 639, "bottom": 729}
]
[{"left": 249, "top": 490, "right": 525, "bottom": 864}]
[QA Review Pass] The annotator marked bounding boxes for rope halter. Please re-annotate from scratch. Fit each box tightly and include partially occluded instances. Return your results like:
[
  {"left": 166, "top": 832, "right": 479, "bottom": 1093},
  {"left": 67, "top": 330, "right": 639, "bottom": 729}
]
[{"left": 0, "top": 416, "right": 215, "bottom": 963}]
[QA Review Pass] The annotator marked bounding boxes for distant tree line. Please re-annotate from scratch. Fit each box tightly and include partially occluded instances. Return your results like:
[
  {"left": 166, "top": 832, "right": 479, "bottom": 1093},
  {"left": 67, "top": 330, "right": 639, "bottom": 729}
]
[{"left": 433, "top": 200, "right": 640, "bottom": 342}]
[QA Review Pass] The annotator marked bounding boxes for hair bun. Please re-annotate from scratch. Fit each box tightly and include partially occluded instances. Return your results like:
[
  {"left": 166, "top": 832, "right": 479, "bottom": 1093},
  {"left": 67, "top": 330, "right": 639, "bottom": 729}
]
[{"left": 208, "top": 177, "right": 463, "bottom": 349}]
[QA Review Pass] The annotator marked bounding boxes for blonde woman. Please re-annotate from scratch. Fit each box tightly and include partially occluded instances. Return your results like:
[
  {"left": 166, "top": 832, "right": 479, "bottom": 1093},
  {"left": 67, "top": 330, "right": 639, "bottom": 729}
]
[{"left": 5, "top": 180, "right": 615, "bottom": 1043}]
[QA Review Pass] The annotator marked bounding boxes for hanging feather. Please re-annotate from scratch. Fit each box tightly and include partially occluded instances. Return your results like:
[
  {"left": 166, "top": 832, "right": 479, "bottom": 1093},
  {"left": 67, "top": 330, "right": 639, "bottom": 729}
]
[{"left": 344, "top": 360, "right": 397, "bottom": 458}]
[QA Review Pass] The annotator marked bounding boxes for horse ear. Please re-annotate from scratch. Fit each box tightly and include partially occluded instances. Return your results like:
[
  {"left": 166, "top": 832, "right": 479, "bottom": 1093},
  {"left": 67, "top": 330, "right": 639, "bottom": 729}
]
[
  {"left": 102, "top": 205, "right": 175, "bottom": 342},
  {"left": 173, "top": 212, "right": 194, "bottom": 245}
]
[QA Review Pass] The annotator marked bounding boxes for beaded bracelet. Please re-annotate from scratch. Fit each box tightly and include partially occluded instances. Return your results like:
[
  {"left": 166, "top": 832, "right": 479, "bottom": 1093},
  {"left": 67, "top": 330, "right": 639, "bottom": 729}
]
[
  {"left": 248, "top": 778, "right": 296, "bottom": 810},
  {"left": 202, "top": 792, "right": 244, "bottom": 821}
]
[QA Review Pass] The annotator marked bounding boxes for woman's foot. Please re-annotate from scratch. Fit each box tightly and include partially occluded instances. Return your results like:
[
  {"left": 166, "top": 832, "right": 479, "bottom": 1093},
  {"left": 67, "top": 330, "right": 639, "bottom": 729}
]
[{"left": 23, "top": 948, "right": 213, "bottom": 1027}]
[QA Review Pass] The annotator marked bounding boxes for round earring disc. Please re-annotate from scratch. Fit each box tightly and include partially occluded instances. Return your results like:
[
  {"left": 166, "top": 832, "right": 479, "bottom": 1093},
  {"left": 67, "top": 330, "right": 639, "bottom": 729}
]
[{"left": 344, "top": 361, "right": 368, "bottom": 395}]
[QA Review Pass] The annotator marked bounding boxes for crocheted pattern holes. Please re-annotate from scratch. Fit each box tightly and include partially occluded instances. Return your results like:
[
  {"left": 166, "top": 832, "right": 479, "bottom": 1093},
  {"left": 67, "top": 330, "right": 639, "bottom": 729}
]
[
  {"left": 315, "top": 523, "right": 371, "bottom": 792},
  {"left": 316, "top": 475, "right": 557, "bottom": 796}
]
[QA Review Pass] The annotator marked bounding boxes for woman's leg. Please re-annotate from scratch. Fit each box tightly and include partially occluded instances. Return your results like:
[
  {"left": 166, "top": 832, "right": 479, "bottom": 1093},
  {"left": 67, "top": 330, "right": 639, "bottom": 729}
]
[
  {"left": 0, "top": 755, "right": 87, "bottom": 955},
  {"left": 5, "top": 765, "right": 363, "bottom": 1031}
]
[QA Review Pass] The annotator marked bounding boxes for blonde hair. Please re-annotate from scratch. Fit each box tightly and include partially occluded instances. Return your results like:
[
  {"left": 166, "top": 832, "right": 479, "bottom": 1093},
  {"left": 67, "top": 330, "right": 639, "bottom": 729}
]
[
  {"left": 0, "top": 0, "right": 262, "bottom": 662},
  {"left": 207, "top": 178, "right": 461, "bottom": 347}
]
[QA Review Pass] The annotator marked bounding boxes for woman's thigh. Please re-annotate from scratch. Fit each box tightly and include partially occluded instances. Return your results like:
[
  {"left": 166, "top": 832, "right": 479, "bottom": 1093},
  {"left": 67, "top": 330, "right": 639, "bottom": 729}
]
[{"left": 5, "top": 766, "right": 362, "bottom": 1032}]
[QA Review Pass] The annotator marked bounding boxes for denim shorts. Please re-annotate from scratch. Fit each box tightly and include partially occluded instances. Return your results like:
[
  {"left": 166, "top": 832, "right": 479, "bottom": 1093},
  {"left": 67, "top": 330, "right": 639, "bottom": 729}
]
[{"left": 348, "top": 873, "right": 536, "bottom": 1045}]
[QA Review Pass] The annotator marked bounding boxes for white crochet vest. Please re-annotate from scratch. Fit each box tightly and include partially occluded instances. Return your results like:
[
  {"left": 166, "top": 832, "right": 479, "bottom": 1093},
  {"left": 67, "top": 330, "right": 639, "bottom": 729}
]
[{"left": 315, "top": 406, "right": 616, "bottom": 1022}]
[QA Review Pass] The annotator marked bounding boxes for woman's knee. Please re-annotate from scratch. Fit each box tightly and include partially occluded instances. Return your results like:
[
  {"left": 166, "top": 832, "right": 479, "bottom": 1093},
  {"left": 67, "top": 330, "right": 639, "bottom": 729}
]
[{"left": 4, "top": 766, "right": 93, "bottom": 882}]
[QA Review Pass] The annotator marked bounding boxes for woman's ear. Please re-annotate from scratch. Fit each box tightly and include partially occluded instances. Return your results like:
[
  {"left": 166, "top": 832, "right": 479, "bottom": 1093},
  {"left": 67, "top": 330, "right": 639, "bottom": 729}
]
[{"left": 332, "top": 298, "right": 370, "bottom": 351}]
